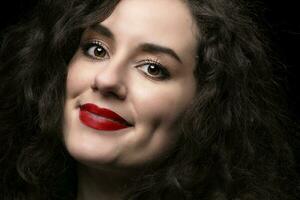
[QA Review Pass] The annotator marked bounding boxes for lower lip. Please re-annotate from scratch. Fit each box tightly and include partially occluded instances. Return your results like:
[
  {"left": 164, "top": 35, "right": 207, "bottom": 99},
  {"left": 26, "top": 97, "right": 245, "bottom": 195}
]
[{"left": 79, "top": 109, "right": 130, "bottom": 131}]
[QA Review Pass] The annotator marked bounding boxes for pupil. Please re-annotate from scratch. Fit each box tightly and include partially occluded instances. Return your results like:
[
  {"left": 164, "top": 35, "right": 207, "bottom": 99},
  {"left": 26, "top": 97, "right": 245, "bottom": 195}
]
[
  {"left": 94, "top": 47, "right": 105, "bottom": 57},
  {"left": 148, "top": 65, "right": 159, "bottom": 75}
]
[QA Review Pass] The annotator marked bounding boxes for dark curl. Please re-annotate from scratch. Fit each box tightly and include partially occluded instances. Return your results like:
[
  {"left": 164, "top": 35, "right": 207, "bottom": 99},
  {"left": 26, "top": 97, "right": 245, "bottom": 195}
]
[{"left": 0, "top": 0, "right": 299, "bottom": 199}]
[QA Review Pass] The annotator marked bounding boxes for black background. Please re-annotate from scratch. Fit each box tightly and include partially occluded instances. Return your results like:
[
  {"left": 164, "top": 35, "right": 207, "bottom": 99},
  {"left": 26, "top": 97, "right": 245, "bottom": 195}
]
[{"left": 0, "top": 0, "right": 299, "bottom": 121}]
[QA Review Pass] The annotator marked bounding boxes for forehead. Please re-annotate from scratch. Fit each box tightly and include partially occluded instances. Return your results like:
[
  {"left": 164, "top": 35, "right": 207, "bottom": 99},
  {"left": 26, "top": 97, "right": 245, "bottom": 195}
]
[{"left": 100, "top": 0, "right": 198, "bottom": 61}]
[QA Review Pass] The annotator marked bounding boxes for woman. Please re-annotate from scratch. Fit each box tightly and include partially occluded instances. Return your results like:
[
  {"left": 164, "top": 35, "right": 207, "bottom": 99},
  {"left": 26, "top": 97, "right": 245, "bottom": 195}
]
[{"left": 0, "top": 0, "right": 299, "bottom": 199}]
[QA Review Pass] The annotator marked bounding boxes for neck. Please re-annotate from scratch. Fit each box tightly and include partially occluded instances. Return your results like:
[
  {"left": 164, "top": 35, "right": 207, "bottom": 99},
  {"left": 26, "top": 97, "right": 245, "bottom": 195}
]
[{"left": 76, "top": 164, "right": 135, "bottom": 200}]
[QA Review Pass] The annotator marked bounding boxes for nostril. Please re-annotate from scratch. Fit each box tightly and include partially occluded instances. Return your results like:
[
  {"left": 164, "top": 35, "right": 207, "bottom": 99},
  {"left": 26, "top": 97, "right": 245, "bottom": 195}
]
[
  {"left": 91, "top": 84, "right": 127, "bottom": 100},
  {"left": 91, "top": 74, "right": 127, "bottom": 100},
  {"left": 103, "top": 91, "right": 124, "bottom": 99},
  {"left": 91, "top": 84, "right": 98, "bottom": 91}
]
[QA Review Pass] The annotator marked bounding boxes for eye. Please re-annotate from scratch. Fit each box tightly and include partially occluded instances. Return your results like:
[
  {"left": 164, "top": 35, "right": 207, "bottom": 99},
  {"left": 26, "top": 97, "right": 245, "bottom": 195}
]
[
  {"left": 137, "top": 60, "right": 170, "bottom": 80},
  {"left": 81, "top": 41, "right": 109, "bottom": 60}
]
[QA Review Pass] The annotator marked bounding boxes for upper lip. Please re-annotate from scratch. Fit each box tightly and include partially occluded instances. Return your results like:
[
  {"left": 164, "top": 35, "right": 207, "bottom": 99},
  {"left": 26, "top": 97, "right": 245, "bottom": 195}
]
[{"left": 80, "top": 103, "right": 133, "bottom": 126}]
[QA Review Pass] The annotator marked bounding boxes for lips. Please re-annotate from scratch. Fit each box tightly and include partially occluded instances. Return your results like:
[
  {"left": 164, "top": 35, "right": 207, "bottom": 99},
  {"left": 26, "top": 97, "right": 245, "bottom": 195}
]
[{"left": 79, "top": 103, "right": 132, "bottom": 131}]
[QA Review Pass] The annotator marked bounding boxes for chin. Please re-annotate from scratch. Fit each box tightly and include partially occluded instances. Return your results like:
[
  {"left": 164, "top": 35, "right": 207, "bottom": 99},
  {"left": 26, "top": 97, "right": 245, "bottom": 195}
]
[{"left": 67, "top": 144, "right": 121, "bottom": 168}]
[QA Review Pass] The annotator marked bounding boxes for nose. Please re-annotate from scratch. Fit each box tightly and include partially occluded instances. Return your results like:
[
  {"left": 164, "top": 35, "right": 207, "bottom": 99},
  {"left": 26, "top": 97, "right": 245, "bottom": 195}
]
[{"left": 91, "top": 62, "right": 127, "bottom": 100}]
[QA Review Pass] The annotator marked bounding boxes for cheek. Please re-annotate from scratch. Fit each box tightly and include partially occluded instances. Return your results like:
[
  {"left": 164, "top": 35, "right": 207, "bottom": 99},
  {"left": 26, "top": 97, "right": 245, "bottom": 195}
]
[
  {"left": 132, "top": 79, "right": 196, "bottom": 128},
  {"left": 121, "top": 80, "right": 196, "bottom": 165},
  {"left": 66, "top": 60, "right": 92, "bottom": 98}
]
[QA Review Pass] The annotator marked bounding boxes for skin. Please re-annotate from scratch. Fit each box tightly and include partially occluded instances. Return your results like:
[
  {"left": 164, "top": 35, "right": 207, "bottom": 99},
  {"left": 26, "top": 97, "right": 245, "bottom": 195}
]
[{"left": 63, "top": 0, "right": 199, "bottom": 199}]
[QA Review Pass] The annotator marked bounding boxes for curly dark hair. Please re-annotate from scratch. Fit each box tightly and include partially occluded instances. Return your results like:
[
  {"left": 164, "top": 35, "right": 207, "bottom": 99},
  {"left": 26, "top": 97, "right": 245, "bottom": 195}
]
[{"left": 0, "top": 0, "right": 299, "bottom": 199}]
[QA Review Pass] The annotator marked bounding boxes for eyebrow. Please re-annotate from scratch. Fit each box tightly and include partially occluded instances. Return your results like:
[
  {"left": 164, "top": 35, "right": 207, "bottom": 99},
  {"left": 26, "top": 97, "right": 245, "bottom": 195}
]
[
  {"left": 90, "top": 24, "right": 114, "bottom": 39},
  {"left": 90, "top": 24, "right": 182, "bottom": 63},
  {"left": 140, "top": 43, "right": 182, "bottom": 63}
]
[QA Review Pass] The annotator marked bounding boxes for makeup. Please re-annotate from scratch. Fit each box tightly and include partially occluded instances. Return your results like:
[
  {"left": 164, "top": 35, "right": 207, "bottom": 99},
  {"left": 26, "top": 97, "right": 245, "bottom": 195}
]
[{"left": 79, "top": 103, "right": 132, "bottom": 131}]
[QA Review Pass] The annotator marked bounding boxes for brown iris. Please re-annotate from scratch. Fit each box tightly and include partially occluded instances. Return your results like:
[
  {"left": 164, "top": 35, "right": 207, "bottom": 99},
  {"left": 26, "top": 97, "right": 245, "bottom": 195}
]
[
  {"left": 94, "top": 46, "right": 106, "bottom": 58},
  {"left": 147, "top": 64, "right": 160, "bottom": 76}
]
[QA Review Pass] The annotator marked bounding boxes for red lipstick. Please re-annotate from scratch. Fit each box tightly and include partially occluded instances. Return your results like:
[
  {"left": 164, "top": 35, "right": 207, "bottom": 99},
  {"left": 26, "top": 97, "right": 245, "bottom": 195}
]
[{"left": 79, "top": 103, "right": 132, "bottom": 131}]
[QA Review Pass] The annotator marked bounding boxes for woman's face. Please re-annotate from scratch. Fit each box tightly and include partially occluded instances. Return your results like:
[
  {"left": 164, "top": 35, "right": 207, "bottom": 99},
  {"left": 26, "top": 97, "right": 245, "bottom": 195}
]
[{"left": 63, "top": 0, "right": 198, "bottom": 169}]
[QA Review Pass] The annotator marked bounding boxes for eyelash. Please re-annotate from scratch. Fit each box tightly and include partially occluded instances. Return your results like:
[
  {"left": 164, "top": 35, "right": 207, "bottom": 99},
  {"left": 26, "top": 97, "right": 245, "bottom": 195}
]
[
  {"left": 80, "top": 40, "right": 170, "bottom": 80},
  {"left": 136, "top": 59, "right": 170, "bottom": 80},
  {"left": 81, "top": 40, "right": 110, "bottom": 60}
]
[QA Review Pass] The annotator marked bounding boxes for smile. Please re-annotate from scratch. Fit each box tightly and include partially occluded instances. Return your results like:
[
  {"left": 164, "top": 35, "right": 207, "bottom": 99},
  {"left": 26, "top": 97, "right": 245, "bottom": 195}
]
[{"left": 79, "top": 103, "right": 132, "bottom": 131}]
